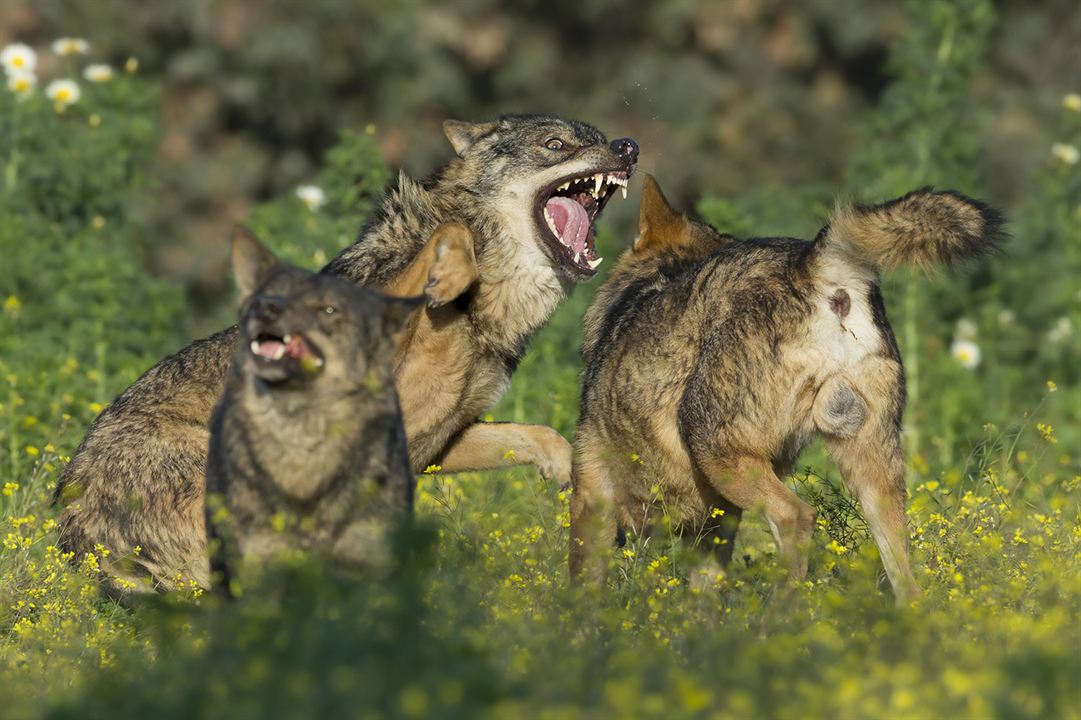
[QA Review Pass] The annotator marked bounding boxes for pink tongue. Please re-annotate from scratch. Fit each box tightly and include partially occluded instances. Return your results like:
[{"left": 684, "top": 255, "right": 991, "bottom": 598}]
[
  {"left": 545, "top": 197, "right": 589, "bottom": 255},
  {"left": 256, "top": 340, "right": 284, "bottom": 359}
]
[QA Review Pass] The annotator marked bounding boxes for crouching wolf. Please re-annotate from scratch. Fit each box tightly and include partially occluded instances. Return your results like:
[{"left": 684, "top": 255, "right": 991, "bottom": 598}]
[
  {"left": 570, "top": 175, "right": 1003, "bottom": 604},
  {"left": 55, "top": 113, "right": 638, "bottom": 592},
  {"left": 206, "top": 229, "right": 419, "bottom": 592}
]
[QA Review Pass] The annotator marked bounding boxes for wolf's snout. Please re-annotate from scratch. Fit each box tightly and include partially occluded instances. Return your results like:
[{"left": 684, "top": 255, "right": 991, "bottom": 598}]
[
  {"left": 251, "top": 296, "right": 284, "bottom": 321},
  {"left": 610, "top": 137, "right": 639, "bottom": 164}
]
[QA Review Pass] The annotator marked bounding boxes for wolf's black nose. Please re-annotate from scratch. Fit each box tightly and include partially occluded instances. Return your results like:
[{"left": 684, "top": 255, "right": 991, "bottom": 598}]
[
  {"left": 610, "top": 137, "right": 639, "bottom": 164},
  {"left": 253, "top": 296, "right": 283, "bottom": 320}
]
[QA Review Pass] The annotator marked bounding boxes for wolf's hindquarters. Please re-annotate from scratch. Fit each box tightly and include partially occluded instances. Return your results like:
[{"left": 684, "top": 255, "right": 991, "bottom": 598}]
[{"left": 824, "top": 188, "right": 1004, "bottom": 272}]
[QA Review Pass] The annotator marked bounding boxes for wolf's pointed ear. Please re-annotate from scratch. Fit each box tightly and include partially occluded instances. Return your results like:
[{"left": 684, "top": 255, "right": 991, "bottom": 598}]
[
  {"left": 635, "top": 174, "right": 688, "bottom": 253},
  {"left": 443, "top": 119, "right": 497, "bottom": 157},
  {"left": 231, "top": 226, "right": 278, "bottom": 299}
]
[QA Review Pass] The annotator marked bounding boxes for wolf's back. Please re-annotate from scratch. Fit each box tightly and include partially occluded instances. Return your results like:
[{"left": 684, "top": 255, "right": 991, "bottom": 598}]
[{"left": 821, "top": 188, "right": 1004, "bottom": 272}]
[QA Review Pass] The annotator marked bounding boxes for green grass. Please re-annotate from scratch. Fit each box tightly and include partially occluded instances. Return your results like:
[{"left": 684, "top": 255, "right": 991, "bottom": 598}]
[{"left": 2, "top": 248, "right": 1078, "bottom": 718}]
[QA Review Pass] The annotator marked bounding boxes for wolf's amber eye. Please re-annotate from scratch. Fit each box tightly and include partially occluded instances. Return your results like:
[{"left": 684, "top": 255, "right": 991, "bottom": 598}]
[
  {"left": 544, "top": 137, "right": 565, "bottom": 151},
  {"left": 322, "top": 305, "right": 337, "bottom": 315}
]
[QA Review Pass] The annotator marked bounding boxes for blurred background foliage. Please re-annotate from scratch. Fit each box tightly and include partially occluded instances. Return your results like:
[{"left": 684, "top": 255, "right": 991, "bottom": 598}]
[{"left": 4, "top": 0, "right": 1079, "bottom": 305}]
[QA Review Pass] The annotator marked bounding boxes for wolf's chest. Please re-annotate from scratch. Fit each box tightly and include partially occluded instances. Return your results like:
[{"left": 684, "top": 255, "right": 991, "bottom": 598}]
[{"left": 235, "top": 402, "right": 360, "bottom": 503}]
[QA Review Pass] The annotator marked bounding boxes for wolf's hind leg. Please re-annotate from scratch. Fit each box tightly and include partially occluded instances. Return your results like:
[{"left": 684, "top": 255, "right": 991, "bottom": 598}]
[
  {"left": 436, "top": 421, "right": 572, "bottom": 488},
  {"left": 698, "top": 456, "right": 817, "bottom": 581},
  {"left": 821, "top": 357, "right": 922, "bottom": 605},
  {"left": 569, "top": 436, "right": 619, "bottom": 586}
]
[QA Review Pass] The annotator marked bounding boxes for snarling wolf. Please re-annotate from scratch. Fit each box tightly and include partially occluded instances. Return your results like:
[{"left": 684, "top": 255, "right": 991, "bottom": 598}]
[
  {"left": 54, "top": 114, "right": 638, "bottom": 592},
  {"left": 206, "top": 228, "right": 419, "bottom": 592},
  {"left": 570, "top": 175, "right": 1003, "bottom": 604}
]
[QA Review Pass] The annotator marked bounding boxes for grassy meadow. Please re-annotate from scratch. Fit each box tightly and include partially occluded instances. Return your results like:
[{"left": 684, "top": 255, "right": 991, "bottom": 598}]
[{"left": 1, "top": 2, "right": 1080, "bottom": 718}]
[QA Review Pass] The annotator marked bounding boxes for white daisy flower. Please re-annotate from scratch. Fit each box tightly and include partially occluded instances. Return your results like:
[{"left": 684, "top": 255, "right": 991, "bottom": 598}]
[
  {"left": 950, "top": 339, "right": 981, "bottom": 370},
  {"left": 6, "top": 69, "right": 36, "bottom": 97},
  {"left": 46, "top": 79, "right": 81, "bottom": 107},
  {"left": 1064, "top": 94, "right": 1081, "bottom": 113},
  {"left": 83, "top": 64, "right": 114, "bottom": 83},
  {"left": 296, "top": 185, "right": 327, "bottom": 211},
  {"left": 1, "top": 43, "right": 37, "bottom": 73},
  {"left": 1051, "top": 143, "right": 1079, "bottom": 166},
  {"left": 954, "top": 317, "right": 978, "bottom": 340},
  {"left": 51, "top": 37, "right": 90, "bottom": 56},
  {"left": 1046, "top": 317, "right": 1073, "bottom": 344}
]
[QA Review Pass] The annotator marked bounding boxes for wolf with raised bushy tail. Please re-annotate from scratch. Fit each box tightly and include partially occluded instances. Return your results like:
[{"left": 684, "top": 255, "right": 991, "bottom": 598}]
[
  {"left": 570, "top": 176, "right": 1003, "bottom": 605},
  {"left": 55, "top": 113, "right": 639, "bottom": 592}
]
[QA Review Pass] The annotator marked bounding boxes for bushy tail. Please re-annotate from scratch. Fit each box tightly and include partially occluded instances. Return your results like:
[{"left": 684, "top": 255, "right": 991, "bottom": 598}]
[{"left": 821, "top": 187, "right": 1005, "bottom": 272}]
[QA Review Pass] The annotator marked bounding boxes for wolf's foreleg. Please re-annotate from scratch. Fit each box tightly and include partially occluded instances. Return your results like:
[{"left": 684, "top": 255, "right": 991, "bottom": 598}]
[
  {"left": 435, "top": 421, "right": 572, "bottom": 488},
  {"left": 568, "top": 435, "right": 619, "bottom": 586},
  {"left": 382, "top": 222, "right": 476, "bottom": 307}
]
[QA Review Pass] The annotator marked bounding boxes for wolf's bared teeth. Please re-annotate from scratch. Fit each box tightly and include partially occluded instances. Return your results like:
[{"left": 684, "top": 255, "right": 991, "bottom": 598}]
[
  {"left": 621, "top": 186, "right": 628, "bottom": 199},
  {"left": 574, "top": 252, "right": 581, "bottom": 264},
  {"left": 544, "top": 208, "right": 558, "bottom": 236},
  {"left": 283, "top": 334, "right": 293, "bottom": 344},
  {"left": 594, "top": 174, "right": 603, "bottom": 195},
  {"left": 250, "top": 340, "right": 260, "bottom": 354},
  {"left": 272, "top": 344, "right": 285, "bottom": 361},
  {"left": 588, "top": 257, "right": 603, "bottom": 269},
  {"left": 558, "top": 181, "right": 570, "bottom": 191}
]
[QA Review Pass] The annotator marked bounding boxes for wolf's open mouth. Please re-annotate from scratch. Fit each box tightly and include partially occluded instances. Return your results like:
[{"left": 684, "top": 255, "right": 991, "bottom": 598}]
[
  {"left": 249, "top": 331, "right": 324, "bottom": 382},
  {"left": 535, "top": 169, "right": 628, "bottom": 275}
]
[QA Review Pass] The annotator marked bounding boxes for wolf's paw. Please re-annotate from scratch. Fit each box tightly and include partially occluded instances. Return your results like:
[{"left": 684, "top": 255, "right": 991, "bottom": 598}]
[
  {"left": 688, "top": 561, "right": 727, "bottom": 593},
  {"left": 531, "top": 428, "right": 573, "bottom": 489},
  {"left": 425, "top": 223, "right": 477, "bottom": 308}
]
